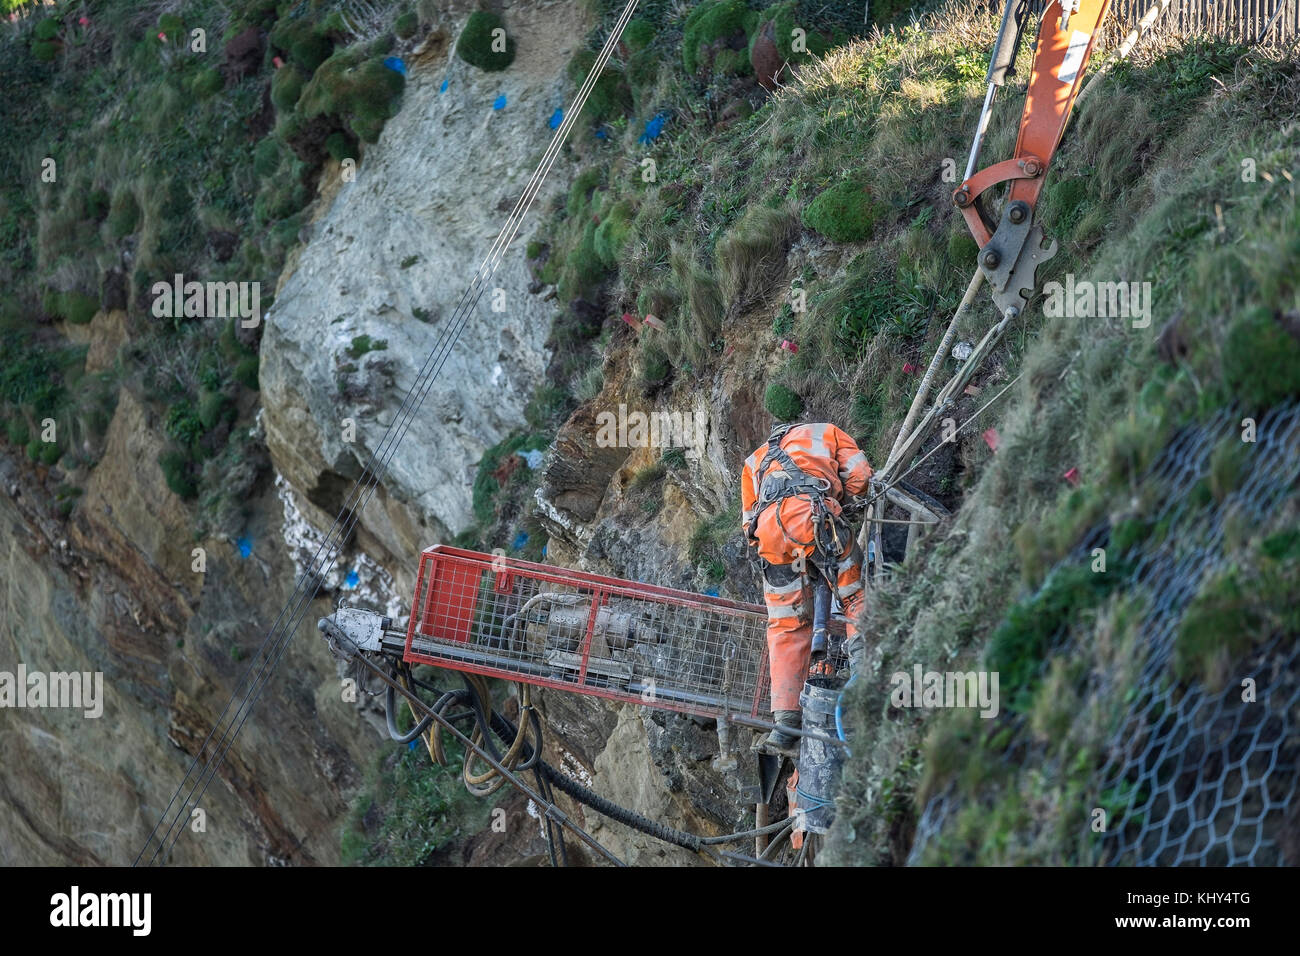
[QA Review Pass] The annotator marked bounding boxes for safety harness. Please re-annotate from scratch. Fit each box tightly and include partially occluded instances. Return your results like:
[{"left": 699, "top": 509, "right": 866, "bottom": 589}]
[{"left": 747, "top": 423, "right": 849, "bottom": 588}]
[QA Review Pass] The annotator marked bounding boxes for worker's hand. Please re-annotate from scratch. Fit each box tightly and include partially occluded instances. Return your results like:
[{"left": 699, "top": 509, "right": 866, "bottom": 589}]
[{"left": 842, "top": 495, "right": 868, "bottom": 517}]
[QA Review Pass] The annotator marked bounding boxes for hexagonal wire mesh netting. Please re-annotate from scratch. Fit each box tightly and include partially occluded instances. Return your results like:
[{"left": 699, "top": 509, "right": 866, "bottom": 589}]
[{"left": 909, "top": 401, "right": 1300, "bottom": 865}]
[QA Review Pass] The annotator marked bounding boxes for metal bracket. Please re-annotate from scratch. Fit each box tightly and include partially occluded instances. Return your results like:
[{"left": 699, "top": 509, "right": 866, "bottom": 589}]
[
  {"left": 978, "top": 200, "right": 1034, "bottom": 294},
  {"left": 991, "top": 224, "right": 1059, "bottom": 317},
  {"left": 1060, "top": 0, "right": 1080, "bottom": 31}
]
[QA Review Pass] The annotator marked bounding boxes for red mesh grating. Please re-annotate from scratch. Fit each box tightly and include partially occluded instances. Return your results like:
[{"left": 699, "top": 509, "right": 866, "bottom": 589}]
[{"left": 404, "top": 545, "right": 772, "bottom": 720}]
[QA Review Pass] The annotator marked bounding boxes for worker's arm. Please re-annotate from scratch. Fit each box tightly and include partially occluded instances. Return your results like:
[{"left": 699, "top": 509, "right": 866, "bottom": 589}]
[
  {"left": 740, "top": 456, "right": 758, "bottom": 542},
  {"left": 830, "top": 425, "right": 873, "bottom": 497}
]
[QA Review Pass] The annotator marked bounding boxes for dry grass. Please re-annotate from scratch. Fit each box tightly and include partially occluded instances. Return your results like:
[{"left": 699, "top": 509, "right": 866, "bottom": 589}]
[{"left": 716, "top": 202, "right": 799, "bottom": 313}]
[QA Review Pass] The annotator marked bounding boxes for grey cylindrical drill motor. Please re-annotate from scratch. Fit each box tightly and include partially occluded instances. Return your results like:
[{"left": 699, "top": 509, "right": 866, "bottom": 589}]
[{"left": 795, "top": 680, "right": 843, "bottom": 834}]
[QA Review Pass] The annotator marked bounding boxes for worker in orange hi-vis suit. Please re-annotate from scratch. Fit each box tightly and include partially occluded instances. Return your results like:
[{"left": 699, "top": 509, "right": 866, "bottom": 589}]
[{"left": 741, "top": 421, "right": 872, "bottom": 755}]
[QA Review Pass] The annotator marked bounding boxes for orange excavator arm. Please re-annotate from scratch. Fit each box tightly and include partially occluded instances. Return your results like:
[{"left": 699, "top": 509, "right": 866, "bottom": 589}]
[{"left": 954, "top": 0, "right": 1114, "bottom": 316}]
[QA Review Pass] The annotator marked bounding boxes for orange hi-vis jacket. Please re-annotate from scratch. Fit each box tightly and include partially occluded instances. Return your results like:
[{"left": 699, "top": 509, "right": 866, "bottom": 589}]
[{"left": 740, "top": 422, "right": 873, "bottom": 562}]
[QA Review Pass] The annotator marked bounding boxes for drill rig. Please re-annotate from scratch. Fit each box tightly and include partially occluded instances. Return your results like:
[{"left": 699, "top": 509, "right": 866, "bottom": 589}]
[{"left": 319, "top": 545, "right": 850, "bottom": 864}]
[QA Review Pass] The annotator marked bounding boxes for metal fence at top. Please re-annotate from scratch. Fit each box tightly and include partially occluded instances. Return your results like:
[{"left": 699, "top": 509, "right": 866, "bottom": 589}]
[
  {"left": 403, "top": 545, "right": 774, "bottom": 721},
  {"left": 1106, "top": 0, "right": 1299, "bottom": 45},
  {"left": 909, "top": 401, "right": 1300, "bottom": 865}
]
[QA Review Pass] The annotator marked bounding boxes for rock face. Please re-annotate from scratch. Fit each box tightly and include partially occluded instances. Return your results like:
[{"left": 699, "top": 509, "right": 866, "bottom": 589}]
[
  {"left": 3, "top": 0, "right": 783, "bottom": 868},
  {"left": 261, "top": 0, "right": 583, "bottom": 591},
  {"left": 0, "top": 395, "right": 375, "bottom": 866}
]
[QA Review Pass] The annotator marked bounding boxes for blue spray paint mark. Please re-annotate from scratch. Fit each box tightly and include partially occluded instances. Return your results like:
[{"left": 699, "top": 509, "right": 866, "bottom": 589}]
[
  {"left": 408, "top": 740, "right": 418, "bottom": 751},
  {"left": 638, "top": 112, "right": 669, "bottom": 145},
  {"left": 236, "top": 537, "right": 252, "bottom": 559},
  {"left": 542, "top": 544, "right": 548, "bottom": 558},
  {"left": 493, "top": 94, "right": 507, "bottom": 111},
  {"left": 440, "top": 78, "right": 449, "bottom": 93},
  {"left": 594, "top": 128, "right": 608, "bottom": 140},
  {"left": 345, "top": 569, "right": 360, "bottom": 589},
  {"left": 705, "top": 588, "right": 719, "bottom": 598},
  {"left": 548, "top": 107, "right": 564, "bottom": 129},
  {"left": 384, "top": 56, "right": 407, "bottom": 75},
  {"left": 512, "top": 531, "right": 529, "bottom": 551}
]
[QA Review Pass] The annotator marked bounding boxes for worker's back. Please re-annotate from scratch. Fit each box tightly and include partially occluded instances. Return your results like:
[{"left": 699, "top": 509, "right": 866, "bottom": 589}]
[{"left": 741, "top": 423, "right": 872, "bottom": 522}]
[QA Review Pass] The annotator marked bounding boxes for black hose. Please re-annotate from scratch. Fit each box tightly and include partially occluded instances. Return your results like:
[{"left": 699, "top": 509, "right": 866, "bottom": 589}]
[
  {"left": 489, "top": 709, "right": 704, "bottom": 853},
  {"left": 385, "top": 670, "right": 434, "bottom": 744},
  {"left": 407, "top": 677, "right": 788, "bottom": 860},
  {"left": 699, "top": 817, "right": 792, "bottom": 845}
]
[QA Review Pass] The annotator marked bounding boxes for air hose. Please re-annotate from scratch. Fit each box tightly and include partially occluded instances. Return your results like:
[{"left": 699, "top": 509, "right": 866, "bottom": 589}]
[{"left": 458, "top": 674, "right": 542, "bottom": 798}]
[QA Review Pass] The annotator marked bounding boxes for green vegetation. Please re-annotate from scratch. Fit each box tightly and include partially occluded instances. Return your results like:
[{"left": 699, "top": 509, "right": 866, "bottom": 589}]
[
  {"left": 456, "top": 11, "right": 515, "bottom": 72},
  {"left": 594, "top": 201, "right": 634, "bottom": 266},
  {"left": 689, "top": 498, "right": 741, "bottom": 583},
  {"left": 341, "top": 733, "right": 496, "bottom": 865},
  {"left": 986, "top": 563, "right": 1126, "bottom": 713},
  {"left": 270, "top": 15, "right": 334, "bottom": 72},
  {"left": 682, "top": 0, "right": 755, "bottom": 76},
  {"left": 0, "top": 0, "right": 417, "bottom": 528},
  {"left": 1222, "top": 305, "right": 1300, "bottom": 410},
  {"left": 348, "top": 334, "right": 388, "bottom": 359},
  {"left": 802, "top": 181, "right": 888, "bottom": 242},
  {"left": 749, "top": 1, "right": 847, "bottom": 75},
  {"left": 1175, "top": 529, "right": 1300, "bottom": 687},
  {"left": 299, "top": 45, "right": 406, "bottom": 144},
  {"left": 271, "top": 66, "right": 308, "bottom": 112},
  {"left": 568, "top": 50, "right": 633, "bottom": 126},
  {"left": 394, "top": 11, "right": 419, "bottom": 40},
  {"left": 472, "top": 431, "right": 549, "bottom": 526},
  {"left": 764, "top": 383, "right": 803, "bottom": 420},
  {"left": 623, "top": 19, "right": 656, "bottom": 52}
]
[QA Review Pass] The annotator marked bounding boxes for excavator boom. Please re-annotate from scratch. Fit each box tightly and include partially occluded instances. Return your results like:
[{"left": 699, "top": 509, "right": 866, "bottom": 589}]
[{"left": 955, "top": 0, "right": 1114, "bottom": 315}]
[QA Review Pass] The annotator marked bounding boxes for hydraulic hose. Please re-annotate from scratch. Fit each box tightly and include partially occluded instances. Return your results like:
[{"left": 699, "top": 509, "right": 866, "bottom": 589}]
[
  {"left": 489, "top": 708, "right": 706, "bottom": 853},
  {"left": 399, "top": 675, "right": 803, "bottom": 861},
  {"left": 385, "top": 670, "right": 434, "bottom": 744},
  {"left": 459, "top": 675, "right": 545, "bottom": 798}
]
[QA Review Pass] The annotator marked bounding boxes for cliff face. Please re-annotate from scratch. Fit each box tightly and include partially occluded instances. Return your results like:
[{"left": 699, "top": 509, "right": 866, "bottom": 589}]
[
  {"left": 255, "top": 0, "right": 758, "bottom": 865},
  {"left": 3, "top": 0, "right": 754, "bottom": 867},
  {"left": 261, "top": 0, "right": 581, "bottom": 592},
  {"left": 0, "top": 384, "right": 375, "bottom": 865}
]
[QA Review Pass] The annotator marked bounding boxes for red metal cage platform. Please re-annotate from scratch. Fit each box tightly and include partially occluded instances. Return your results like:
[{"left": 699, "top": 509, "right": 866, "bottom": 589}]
[{"left": 404, "top": 545, "right": 773, "bottom": 720}]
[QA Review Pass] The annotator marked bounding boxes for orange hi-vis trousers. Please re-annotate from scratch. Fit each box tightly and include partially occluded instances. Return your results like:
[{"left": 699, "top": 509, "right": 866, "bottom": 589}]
[{"left": 756, "top": 498, "right": 865, "bottom": 711}]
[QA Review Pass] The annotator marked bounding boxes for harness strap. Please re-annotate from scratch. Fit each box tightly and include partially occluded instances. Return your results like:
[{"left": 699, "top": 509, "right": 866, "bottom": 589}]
[{"left": 748, "top": 424, "right": 844, "bottom": 588}]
